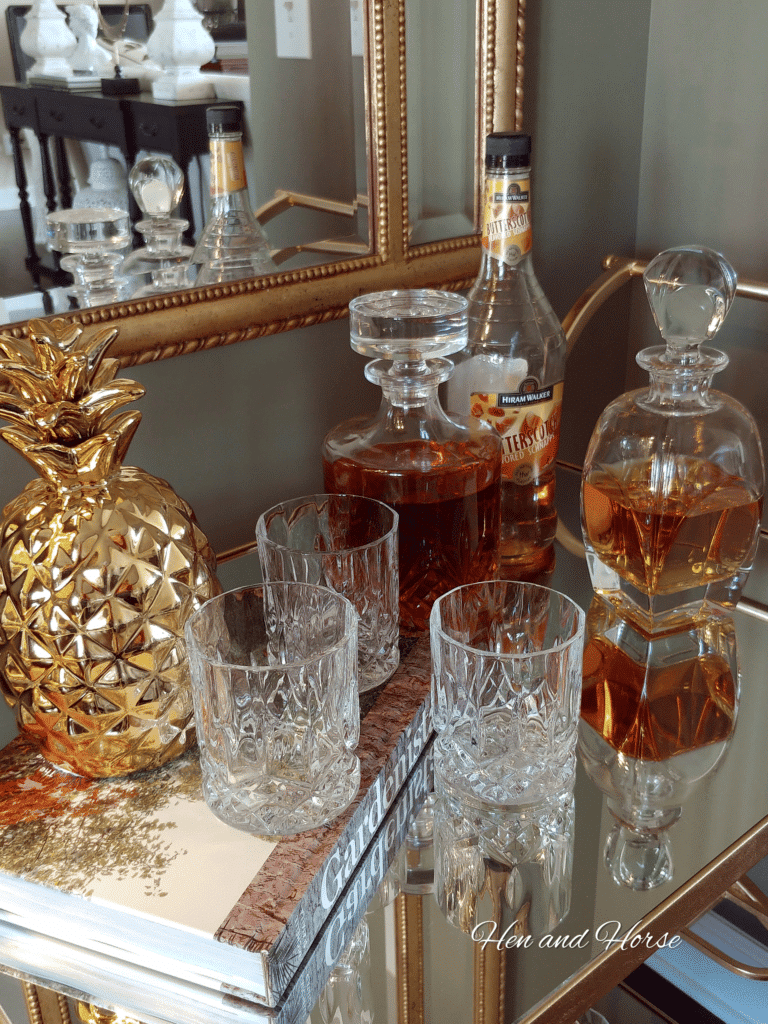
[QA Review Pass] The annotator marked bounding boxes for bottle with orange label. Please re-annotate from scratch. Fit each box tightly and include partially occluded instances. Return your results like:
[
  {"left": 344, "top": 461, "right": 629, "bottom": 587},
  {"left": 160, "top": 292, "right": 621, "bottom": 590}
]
[
  {"left": 193, "top": 103, "right": 276, "bottom": 285},
  {"left": 446, "top": 132, "right": 566, "bottom": 582}
]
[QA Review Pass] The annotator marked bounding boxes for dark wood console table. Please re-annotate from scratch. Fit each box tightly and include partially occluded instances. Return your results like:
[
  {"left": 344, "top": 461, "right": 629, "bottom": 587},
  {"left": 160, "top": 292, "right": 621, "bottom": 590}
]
[{"left": 0, "top": 83, "right": 240, "bottom": 289}]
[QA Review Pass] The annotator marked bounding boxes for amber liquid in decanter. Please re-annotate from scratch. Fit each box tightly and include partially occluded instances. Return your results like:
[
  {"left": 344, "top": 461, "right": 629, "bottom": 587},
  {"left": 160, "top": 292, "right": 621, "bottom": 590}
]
[
  {"left": 324, "top": 439, "right": 499, "bottom": 634},
  {"left": 581, "top": 246, "right": 764, "bottom": 633},
  {"left": 583, "top": 455, "right": 763, "bottom": 598},
  {"left": 322, "top": 290, "right": 502, "bottom": 636}
]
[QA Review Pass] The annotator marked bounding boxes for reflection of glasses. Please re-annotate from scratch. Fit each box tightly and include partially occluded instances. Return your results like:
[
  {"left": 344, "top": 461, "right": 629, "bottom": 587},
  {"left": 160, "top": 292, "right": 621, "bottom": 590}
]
[{"left": 433, "top": 783, "right": 576, "bottom": 940}]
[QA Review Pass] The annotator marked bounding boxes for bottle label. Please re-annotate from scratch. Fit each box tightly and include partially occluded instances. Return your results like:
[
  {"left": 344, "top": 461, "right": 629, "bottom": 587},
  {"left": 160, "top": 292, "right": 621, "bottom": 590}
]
[
  {"left": 481, "top": 174, "right": 532, "bottom": 266},
  {"left": 210, "top": 139, "right": 247, "bottom": 196},
  {"left": 471, "top": 381, "right": 563, "bottom": 484}
]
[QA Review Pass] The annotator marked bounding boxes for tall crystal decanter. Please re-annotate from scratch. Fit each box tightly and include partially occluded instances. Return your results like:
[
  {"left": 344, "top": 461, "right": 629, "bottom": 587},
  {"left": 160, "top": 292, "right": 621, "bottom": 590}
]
[
  {"left": 578, "top": 245, "right": 761, "bottom": 890},
  {"left": 322, "top": 290, "right": 502, "bottom": 635},
  {"left": 581, "top": 245, "right": 764, "bottom": 634}
]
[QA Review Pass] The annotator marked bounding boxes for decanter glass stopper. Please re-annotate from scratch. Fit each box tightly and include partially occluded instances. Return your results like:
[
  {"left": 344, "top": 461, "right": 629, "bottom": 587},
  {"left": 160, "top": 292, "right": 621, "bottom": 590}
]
[
  {"left": 124, "top": 156, "right": 193, "bottom": 296},
  {"left": 643, "top": 244, "right": 737, "bottom": 362},
  {"left": 351, "top": 289, "right": 469, "bottom": 398},
  {"left": 129, "top": 155, "right": 185, "bottom": 218}
]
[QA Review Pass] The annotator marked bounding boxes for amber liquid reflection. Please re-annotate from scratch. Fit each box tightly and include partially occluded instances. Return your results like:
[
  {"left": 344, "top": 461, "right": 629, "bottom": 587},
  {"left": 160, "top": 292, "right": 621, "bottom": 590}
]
[{"left": 581, "top": 634, "right": 736, "bottom": 761}]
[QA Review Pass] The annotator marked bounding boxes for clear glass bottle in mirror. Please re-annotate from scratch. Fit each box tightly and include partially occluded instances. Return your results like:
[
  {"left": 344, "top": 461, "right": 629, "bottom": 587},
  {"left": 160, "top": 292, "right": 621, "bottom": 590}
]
[{"left": 193, "top": 103, "right": 277, "bottom": 284}]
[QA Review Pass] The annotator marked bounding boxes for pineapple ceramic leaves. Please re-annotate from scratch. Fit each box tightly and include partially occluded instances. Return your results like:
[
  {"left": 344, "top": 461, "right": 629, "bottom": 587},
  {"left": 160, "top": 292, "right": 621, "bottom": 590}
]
[{"left": 0, "top": 319, "right": 221, "bottom": 778}]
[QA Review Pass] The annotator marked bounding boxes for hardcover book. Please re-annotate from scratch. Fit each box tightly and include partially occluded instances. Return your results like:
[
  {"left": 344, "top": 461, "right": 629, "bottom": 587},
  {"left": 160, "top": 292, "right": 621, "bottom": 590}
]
[{"left": 0, "top": 637, "right": 431, "bottom": 1014}]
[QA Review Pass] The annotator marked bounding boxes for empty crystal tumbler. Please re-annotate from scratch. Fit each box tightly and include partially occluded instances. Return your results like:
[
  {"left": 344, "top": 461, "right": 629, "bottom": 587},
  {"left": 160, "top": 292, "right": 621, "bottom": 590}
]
[
  {"left": 184, "top": 582, "right": 361, "bottom": 836},
  {"left": 430, "top": 580, "right": 585, "bottom": 809},
  {"left": 256, "top": 494, "right": 399, "bottom": 692}
]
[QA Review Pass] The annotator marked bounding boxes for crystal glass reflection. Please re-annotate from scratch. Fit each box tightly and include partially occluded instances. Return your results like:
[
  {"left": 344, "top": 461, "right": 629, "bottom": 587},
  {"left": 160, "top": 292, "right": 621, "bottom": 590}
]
[
  {"left": 433, "top": 776, "right": 575, "bottom": 938},
  {"left": 318, "top": 918, "right": 372, "bottom": 1024},
  {"left": 46, "top": 207, "right": 131, "bottom": 307}
]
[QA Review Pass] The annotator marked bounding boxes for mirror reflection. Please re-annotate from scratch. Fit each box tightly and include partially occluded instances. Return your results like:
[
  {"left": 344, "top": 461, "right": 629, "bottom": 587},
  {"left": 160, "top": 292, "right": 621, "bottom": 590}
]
[
  {"left": 406, "top": 0, "right": 477, "bottom": 245},
  {"left": 0, "top": 0, "right": 372, "bottom": 322}
]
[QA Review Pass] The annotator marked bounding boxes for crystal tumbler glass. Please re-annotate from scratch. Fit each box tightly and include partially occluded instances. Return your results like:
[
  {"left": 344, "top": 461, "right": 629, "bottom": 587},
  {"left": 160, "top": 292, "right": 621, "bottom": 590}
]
[
  {"left": 184, "top": 582, "right": 361, "bottom": 836},
  {"left": 256, "top": 494, "right": 399, "bottom": 692},
  {"left": 430, "top": 580, "right": 585, "bottom": 809}
]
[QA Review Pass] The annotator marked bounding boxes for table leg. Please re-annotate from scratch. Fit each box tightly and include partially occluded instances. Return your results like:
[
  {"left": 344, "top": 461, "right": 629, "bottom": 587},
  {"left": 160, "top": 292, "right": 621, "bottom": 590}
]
[
  {"left": 7, "top": 124, "right": 38, "bottom": 271},
  {"left": 52, "top": 135, "right": 72, "bottom": 209},
  {"left": 37, "top": 133, "right": 58, "bottom": 215}
]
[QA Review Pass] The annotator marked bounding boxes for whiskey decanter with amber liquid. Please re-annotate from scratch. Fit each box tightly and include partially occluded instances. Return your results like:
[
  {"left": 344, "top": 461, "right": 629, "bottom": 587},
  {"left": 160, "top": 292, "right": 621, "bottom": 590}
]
[
  {"left": 579, "top": 245, "right": 762, "bottom": 889},
  {"left": 582, "top": 245, "right": 764, "bottom": 633},
  {"left": 322, "top": 290, "right": 502, "bottom": 635}
]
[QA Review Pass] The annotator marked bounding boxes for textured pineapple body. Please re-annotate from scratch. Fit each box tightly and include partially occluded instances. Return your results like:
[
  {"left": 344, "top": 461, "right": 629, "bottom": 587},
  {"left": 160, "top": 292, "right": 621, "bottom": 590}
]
[{"left": 0, "top": 467, "right": 220, "bottom": 778}]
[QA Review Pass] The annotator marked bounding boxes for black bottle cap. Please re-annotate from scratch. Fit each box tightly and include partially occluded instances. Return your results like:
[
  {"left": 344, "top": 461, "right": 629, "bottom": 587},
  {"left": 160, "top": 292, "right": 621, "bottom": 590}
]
[
  {"left": 206, "top": 103, "right": 243, "bottom": 134},
  {"left": 485, "top": 132, "right": 531, "bottom": 168}
]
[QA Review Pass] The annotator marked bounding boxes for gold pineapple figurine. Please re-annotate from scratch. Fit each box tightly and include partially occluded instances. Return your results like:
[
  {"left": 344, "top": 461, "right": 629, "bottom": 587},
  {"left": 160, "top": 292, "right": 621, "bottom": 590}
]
[{"left": 0, "top": 319, "right": 221, "bottom": 778}]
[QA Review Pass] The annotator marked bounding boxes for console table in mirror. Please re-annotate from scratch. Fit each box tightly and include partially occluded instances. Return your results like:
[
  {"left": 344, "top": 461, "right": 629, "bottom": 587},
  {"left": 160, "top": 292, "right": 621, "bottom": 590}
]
[{"left": 0, "top": 0, "right": 524, "bottom": 368}]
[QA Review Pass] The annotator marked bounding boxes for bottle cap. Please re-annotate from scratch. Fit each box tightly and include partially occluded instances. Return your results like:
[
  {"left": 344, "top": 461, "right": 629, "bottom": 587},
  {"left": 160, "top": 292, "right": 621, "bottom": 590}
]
[
  {"left": 485, "top": 132, "right": 531, "bottom": 168},
  {"left": 206, "top": 103, "right": 243, "bottom": 135}
]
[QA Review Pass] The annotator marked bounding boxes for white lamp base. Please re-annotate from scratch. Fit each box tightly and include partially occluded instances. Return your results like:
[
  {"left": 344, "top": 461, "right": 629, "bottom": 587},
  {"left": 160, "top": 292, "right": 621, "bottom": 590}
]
[{"left": 151, "top": 69, "right": 217, "bottom": 100}]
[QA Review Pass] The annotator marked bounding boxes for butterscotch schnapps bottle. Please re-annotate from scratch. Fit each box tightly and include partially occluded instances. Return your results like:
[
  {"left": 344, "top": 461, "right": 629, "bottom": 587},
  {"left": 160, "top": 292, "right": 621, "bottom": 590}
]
[
  {"left": 193, "top": 103, "right": 276, "bottom": 284},
  {"left": 445, "top": 133, "right": 566, "bottom": 583}
]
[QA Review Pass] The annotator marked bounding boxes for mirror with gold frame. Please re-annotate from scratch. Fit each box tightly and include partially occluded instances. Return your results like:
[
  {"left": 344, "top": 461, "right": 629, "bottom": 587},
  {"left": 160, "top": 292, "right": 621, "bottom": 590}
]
[{"left": 0, "top": 0, "right": 524, "bottom": 368}]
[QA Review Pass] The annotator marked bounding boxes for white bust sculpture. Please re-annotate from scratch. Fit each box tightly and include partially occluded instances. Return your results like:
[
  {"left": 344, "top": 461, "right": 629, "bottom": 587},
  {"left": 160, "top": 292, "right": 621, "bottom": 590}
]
[{"left": 66, "top": 4, "right": 113, "bottom": 75}]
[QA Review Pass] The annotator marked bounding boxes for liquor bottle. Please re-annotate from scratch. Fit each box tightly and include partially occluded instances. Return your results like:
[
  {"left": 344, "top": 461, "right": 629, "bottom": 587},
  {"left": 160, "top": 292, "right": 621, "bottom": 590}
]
[
  {"left": 445, "top": 132, "right": 566, "bottom": 582},
  {"left": 322, "top": 289, "right": 502, "bottom": 635},
  {"left": 581, "top": 245, "right": 764, "bottom": 634},
  {"left": 192, "top": 103, "right": 276, "bottom": 284}
]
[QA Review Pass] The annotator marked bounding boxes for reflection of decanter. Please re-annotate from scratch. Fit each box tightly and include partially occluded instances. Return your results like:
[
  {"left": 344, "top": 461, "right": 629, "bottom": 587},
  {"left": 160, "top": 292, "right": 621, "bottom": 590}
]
[
  {"left": 123, "top": 156, "right": 195, "bottom": 296},
  {"left": 46, "top": 207, "right": 131, "bottom": 307},
  {"left": 322, "top": 290, "right": 502, "bottom": 634},
  {"left": 579, "top": 594, "right": 738, "bottom": 889},
  {"left": 581, "top": 246, "right": 764, "bottom": 634}
]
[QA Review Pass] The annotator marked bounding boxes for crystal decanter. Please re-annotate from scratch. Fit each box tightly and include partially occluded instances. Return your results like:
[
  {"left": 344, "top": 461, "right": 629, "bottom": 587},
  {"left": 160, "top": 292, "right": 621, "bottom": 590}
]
[
  {"left": 579, "top": 245, "right": 763, "bottom": 889},
  {"left": 322, "top": 290, "right": 501, "bottom": 635},
  {"left": 582, "top": 245, "right": 764, "bottom": 634},
  {"left": 123, "top": 155, "right": 195, "bottom": 297}
]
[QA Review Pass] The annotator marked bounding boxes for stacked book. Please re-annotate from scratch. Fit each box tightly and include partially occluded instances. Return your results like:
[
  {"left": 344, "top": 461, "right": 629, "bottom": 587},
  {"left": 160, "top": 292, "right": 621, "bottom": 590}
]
[
  {"left": 27, "top": 73, "right": 103, "bottom": 91},
  {"left": 0, "top": 637, "right": 433, "bottom": 1024}
]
